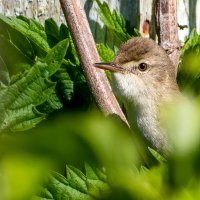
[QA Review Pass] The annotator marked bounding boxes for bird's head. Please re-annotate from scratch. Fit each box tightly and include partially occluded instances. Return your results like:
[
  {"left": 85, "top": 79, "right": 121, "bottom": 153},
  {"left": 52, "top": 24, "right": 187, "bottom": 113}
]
[{"left": 95, "top": 37, "right": 178, "bottom": 103}]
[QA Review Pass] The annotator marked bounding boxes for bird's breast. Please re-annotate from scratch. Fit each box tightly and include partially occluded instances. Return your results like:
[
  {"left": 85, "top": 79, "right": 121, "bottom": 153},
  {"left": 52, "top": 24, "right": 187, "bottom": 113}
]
[{"left": 111, "top": 72, "right": 148, "bottom": 103}]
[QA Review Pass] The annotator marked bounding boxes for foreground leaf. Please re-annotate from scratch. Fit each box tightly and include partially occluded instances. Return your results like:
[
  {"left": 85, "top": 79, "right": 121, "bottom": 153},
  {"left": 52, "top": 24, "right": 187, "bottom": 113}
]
[
  {"left": 0, "top": 56, "right": 10, "bottom": 85},
  {"left": 36, "top": 164, "right": 110, "bottom": 200},
  {"left": 0, "top": 14, "right": 48, "bottom": 58},
  {"left": 0, "top": 39, "right": 69, "bottom": 132}
]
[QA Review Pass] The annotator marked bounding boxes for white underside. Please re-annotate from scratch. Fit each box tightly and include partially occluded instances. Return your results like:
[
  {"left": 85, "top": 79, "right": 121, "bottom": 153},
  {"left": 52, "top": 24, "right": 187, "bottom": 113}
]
[{"left": 111, "top": 72, "right": 169, "bottom": 152}]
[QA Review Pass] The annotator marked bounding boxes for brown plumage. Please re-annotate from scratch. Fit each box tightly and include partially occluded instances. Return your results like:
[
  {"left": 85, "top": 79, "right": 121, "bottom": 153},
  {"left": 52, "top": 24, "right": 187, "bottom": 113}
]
[{"left": 95, "top": 37, "right": 180, "bottom": 154}]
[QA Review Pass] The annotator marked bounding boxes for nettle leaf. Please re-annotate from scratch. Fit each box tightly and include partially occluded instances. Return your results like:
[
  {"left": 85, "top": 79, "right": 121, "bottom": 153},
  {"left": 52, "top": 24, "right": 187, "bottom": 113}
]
[
  {"left": 181, "top": 29, "right": 200, "bottom": 56},
  {"left": 60, "top": 23, "right": 80, "bottom": 66},
  {"left": 0, "top": 56, "right": 10, "bottom": 85},
  {"left": 85, "top": 163, "right": 107, "bottom": 182},
  {"left": 45, "top": 18, "right": 60, "bottom": 48},
  {"left": 0, "top": 14, "right": 49, "bottom": 76},
  {"left": 67, "top": 166, "right": 88, "bottom": 194},
  {"left": 95, "top": 0, "right": 131, "bottom": 43},
  {"left": 0, "top": 14, "right": 48, "bottom": 60},
  {"left": 85, "top": 164, "right": 109, "bottom": 198},
  {"left": 178, "top": 30, "right": 200, "bottom": 94},
  {"left": 0, "top": 27, "right": 34, "bottom": 75},
  {"left": 0, "top": 39, "right": 69, "bottom": 133},
  {"left": 36, "top": 91, "right": 63, "bottom": 114},
  {"left": 36, "top": 164, "right": 110, "bottom": 200},
  {"left": 96, "top": 43, "right": 115, "bottom": 62},
  {"left": 53, "top": 68, "right": 74, "bottom": 101}
]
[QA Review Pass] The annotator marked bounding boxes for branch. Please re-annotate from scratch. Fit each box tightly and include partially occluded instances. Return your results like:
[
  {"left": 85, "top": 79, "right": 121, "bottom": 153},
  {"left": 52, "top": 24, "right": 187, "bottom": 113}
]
[
  {"left": 155, "top": 0, "right": 180, "bottom": 72},
  {"left": 59, "top": 0, "right": 128, "bottom": 125}
]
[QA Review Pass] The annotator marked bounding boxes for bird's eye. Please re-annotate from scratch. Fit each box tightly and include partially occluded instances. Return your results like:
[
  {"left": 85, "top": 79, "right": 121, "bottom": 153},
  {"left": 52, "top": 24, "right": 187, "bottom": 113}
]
[{"left": 138, "top": 63, "right": 148, "bottom": 72}]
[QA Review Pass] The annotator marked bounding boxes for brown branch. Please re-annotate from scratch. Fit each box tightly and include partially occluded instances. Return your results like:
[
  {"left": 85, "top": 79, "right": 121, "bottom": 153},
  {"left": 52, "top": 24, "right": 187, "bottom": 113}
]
[
  {"left": 59, "top": 0, "right": 129, "bottom": 125},
  {"left": 155, "top": 0, "right": 180, "bottom": 72}
]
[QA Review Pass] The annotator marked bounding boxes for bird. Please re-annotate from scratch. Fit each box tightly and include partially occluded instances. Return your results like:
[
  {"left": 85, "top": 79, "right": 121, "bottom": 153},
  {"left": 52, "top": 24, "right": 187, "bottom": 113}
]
[{"left": 95, "top": 37, "right": 180, "bottom": 154}]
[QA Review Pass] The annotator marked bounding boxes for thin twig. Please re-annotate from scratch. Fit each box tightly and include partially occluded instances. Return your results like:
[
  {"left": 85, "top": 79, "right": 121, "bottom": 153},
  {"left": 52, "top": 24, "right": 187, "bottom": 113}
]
[
  {"left": 59, "top": 0, "right": 129, "bottom": 125},
  {"left": 155, "top": 0, "right": 180, "bottom": 73}
]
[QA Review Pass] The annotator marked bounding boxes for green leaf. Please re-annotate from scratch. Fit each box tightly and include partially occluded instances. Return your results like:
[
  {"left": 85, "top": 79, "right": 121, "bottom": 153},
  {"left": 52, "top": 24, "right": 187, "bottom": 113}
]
[
  {"left": 95, "top": 0, "right": 131, "bottom": 43},
  {"left": 17, "top": 15, "right": 47, "bottom": 41},
  {"left": 0, "top": 14, "right": 49, "bottom": 59},
  {"left": 60, "top": 23, "right": 80, "bottom": 66},
  {"left": 45, "top": 39, "right": 69, "bottom": 76},
  {"left": 67, "top": 165, "right": 88, "bottom": 194},
  {"left": 45, "top": 18, "right": 60, "bottom": 48},
  {"left": 36, "top": 164, "right": 109, "bottom": 200},
  {"left": 96, "top": 43, "right": 115, "bottom": 62},
  {"left": 0, "top": 56, "right": 10, "bottom": 85},
  {"left": 181, "top": 29, "right": 200, "bottom": 56},
  {"left": 85, "top": 163, "right": 109, "bottom": 198},
  {"left": 133, "top": 28, "right": 141, "bottom": 36},
  {"left": 0, "top": 39, "right": 69, "bottom": 132},
  {"left": 177, "top": 30, "right": 200, "bottom": 94},
  {"left": 53, "top": 68, "right": 74, "bottom": 101},
  {"left": 85, "top": 163, "right": 107, "bottom": 182},
  {"left": 36, "top": 91, "right": 63, "bottom": 114},
  {"left": 0, "top": 28, "right": 34, "bottom": 75},
  {"left": 148, "top": 147, "right": 167, "bottom": 164}
]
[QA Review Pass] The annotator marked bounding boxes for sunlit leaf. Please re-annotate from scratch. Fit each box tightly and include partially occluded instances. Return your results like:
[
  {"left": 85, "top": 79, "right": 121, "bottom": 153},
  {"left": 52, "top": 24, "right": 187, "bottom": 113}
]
[
  {"left": 96, "top": 43, "right": 115, "bottom": 62},
  {"left": 95, "top": 0, "right": 130, "bottom": 43},
  {"left": 0, "top": 39, "right": 69, "bottom": 132},
  {"left": 36, "top": 164, "right": 109, "bottom": 200}
]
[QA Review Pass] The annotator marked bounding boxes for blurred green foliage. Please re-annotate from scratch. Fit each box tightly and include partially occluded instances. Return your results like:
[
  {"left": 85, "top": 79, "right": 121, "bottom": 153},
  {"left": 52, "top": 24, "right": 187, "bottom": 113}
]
[
  {"left": 1, "top": 1, "right": 200, "bottom": 200},
  {"left": 178, "top": 29, "right": 200, "bottom": 95}
]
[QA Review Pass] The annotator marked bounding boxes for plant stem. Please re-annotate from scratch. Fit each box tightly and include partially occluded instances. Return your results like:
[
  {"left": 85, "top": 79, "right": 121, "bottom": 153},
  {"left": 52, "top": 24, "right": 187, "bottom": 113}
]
[
  {"left": 155, "top": 0, "right": 180, "bottom": 73},
  {"left": 59, "top": 0, "right": 129, "bottom": 126}
]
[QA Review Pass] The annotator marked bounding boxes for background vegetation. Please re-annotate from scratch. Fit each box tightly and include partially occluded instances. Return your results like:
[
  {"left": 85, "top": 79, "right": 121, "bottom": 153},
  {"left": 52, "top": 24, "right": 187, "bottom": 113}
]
[{"left": 0, "top": 1, "right": 200, "bottom": 200}]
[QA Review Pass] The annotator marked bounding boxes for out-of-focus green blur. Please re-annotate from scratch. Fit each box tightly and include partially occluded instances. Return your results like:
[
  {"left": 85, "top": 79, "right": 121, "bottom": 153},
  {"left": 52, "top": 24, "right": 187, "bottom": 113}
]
[
  {"left": 1, "top": 97, "right": 200, "bottom": 200},
  {"left": 0, "top": 111, "right": 140, "bottom": 199}
]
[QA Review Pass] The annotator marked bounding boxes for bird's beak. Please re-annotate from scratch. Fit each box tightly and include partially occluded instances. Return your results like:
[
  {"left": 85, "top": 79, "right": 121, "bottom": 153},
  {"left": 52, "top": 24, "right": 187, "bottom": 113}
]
[{"left": 94, "top": 62, "right": 124, "bottom": 72}]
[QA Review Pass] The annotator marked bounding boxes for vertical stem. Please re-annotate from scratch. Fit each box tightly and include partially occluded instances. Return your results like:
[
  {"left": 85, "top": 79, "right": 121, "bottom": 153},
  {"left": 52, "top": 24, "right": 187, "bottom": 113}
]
[
  {"left": 59, "top": 0, "right": 129, "bottom": 125},
  {"left": 155, "top": 0, "right": 180, "bottom": 72}
]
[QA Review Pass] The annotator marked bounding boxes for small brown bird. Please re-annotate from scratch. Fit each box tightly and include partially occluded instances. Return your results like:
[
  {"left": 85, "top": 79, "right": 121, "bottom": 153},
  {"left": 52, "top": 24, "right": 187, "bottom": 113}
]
[{"left": 95, "top": 37, "right": 180, "bottom": 154}]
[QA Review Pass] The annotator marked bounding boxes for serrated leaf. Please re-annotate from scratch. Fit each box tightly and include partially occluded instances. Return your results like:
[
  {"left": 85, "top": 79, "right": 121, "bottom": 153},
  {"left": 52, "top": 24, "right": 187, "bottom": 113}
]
[
  {"left": 67, "top": 165, "right": 88, "bottom": 194},
  {"left": 53, "top": 68, "right": 74, "bottom": 101},
  {"left": 178, "top": 30, "right": 200, "bottom": 94},
  {"left": 85, "top": 164, "right": 109, "bottom": 198},
  {"left": 0, "top": 14, "right": 48, "bottom": 76},
  {"left": 45, "top": 39, "right": 69, "bottom": 76},
  {"left": 0, "top": 39, "right": 69, "bottom": 133},
  {"left": 181, "top": 29, "right": 200, "bottom": 56},
  {"left": 85, "top": 163, "right": 107, "bottom": 182},
  {"left": 60, "top": 23, "right": 80, "bottom": 66},
  {"left": 96, "top": 0, "right": 130, "bottom": 43},
  {"left": 0, "top": 14, "right": 48, "bottom": 59},
  {"left": 96, "top": 43, "right": 115, "bottom": 62},
  {"left": 36, "top": 164, "right": 109, "bottom": 200},
  {"left": 3, "top": 105, "right": 46, "bottom": 132},
  {"left": 45, "top": 18, "right": 60, "bottom": 48},
  {"left": 0, "top": 31, "right": 34, "bottom": 75},
  {"left": 36, "top": 91, "right": 63, "bottom": 114},
  {"left": 17, "top": 15, "right": 46, "bottom": 40}
]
